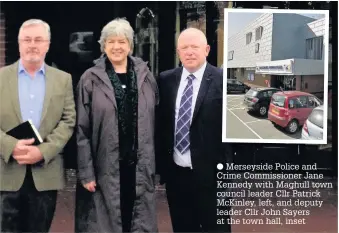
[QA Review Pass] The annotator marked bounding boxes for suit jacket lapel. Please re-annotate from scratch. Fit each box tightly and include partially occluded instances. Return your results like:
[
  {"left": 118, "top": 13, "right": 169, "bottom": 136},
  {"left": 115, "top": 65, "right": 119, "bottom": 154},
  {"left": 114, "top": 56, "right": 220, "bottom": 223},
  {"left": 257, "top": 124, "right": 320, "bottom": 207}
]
[
  {"left": 171, "top": 67, "right": 183, "bottom": 118},
  {"left": 40, "top": 65, "right": 54, "bottom": 125},
  {"left": 192, "top": 64, "right": 213, "bottom": 123},
  {"left": 8, "top": 61, "right": 22, "bottom": 122}
]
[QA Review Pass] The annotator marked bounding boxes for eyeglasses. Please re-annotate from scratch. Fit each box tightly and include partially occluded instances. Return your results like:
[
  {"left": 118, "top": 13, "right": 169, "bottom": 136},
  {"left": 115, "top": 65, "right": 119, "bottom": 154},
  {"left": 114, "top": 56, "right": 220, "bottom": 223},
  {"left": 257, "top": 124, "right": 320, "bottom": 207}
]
[{"left": 19, "top": 38, "right": 49, "bottom": 45}]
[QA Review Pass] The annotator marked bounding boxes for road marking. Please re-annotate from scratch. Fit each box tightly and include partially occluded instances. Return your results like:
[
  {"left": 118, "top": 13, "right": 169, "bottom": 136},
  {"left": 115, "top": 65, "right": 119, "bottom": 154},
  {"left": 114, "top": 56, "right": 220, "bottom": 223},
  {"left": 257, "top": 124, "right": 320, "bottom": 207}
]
[
  {"left": 227, "top": 96, "right": 246, "bottom": 110},
  {"left": 227, "top": 94, "right": 245, "bottom": 97},
  {"left": 228, "top": 95, "right": 244, "bottom": 98},
  {"left": 227, "top": 98, "right": 243, "bottom": 102},
  {"left": 227, "top": 109, "right": 263, "bottom": 139},
  {"left": 228, "top": 107, "right": 245, "bottom": 110},
  {"left": 227, "top": 99, "right": 240, "bottom": 103},
  {"left": 227, "top": 99, "right": 243, "bottom": 103},
  {"left": 245, "top": 120, "right": 263, "bottom": 124}
]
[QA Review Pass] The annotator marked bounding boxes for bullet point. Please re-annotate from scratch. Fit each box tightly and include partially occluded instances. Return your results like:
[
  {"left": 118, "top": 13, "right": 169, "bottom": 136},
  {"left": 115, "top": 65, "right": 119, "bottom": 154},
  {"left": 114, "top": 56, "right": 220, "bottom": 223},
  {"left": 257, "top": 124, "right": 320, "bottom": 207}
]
[{"left": 217, "top": 163, "right": 223, "bottom": 170}]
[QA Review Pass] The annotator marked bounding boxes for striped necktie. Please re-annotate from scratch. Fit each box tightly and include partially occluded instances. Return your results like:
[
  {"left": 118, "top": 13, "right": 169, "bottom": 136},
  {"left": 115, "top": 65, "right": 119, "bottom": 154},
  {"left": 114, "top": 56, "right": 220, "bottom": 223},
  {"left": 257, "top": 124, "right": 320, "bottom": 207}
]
[{"left": 175, "top": 74, "right": 195, "bottom": 154}]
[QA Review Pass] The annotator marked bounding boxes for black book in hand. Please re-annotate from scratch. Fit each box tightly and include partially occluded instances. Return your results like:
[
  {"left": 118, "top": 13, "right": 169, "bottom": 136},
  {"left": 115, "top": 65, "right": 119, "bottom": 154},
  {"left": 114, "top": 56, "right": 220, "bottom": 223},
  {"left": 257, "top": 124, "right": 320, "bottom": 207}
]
[{"left": 6, "top": 120, "right": 43, "bottom": 145}]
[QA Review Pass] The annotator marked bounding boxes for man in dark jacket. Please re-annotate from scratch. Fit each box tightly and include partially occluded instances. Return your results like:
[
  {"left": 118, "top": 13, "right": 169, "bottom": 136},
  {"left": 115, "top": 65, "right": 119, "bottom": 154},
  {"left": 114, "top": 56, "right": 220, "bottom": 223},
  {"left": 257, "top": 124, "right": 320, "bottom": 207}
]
[{"left": 156, "top": 28, "right": 233, "bottom": 232}]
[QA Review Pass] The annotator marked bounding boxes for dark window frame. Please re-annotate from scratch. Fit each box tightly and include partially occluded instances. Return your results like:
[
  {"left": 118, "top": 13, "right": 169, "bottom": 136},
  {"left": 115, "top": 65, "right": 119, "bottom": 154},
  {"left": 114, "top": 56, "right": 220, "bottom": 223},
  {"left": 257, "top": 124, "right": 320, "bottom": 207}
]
[
  {"left": 228, "top": 50, "right": 234, "bottom": 61},
  {"left": 255, "top": 43, "right": 260, "bottom": 53},
  {"left": 246, "top": 32, "right": 252, "bottom": 45},
  {"left": 255, "top": 26, "right": 263, "bottom": 40}
]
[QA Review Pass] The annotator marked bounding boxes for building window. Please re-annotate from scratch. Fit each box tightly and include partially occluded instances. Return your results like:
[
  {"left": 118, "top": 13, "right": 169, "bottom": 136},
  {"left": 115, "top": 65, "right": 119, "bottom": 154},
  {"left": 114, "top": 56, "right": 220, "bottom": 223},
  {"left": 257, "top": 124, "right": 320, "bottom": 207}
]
[
  {"left": 306, "top": 36, "right": 323, "bottom": 60},
  {"left": 246, "top": 32, "right": 252, "bottom": 45},
  {"left": 306, "top": 39, "right": 313, "bottom": 50},
  {"left": 255, "top": 43, "right": 260, "bottom": 53},
  {"left": 228, "top": 51, "right": 234, "bottom": 61},
  {"left": 255, "top": 26, "right": 263, "bottom": 40},
  {"left": 247, "top": 73, "right": 254, "bottom": 81}
]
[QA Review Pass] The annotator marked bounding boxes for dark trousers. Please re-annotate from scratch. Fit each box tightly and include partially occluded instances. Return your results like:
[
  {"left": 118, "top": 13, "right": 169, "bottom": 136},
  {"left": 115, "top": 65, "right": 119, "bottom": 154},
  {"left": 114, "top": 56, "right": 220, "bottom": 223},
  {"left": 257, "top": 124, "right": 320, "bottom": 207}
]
[
  {"left": 0, "top": 166, "right": 57, "bottom": 233},
  {"left": 166, "top": 163, "right": 231, "bottom": 233},
  {"left": 119, "top": 160, "right": 136, "bottom": 233}
]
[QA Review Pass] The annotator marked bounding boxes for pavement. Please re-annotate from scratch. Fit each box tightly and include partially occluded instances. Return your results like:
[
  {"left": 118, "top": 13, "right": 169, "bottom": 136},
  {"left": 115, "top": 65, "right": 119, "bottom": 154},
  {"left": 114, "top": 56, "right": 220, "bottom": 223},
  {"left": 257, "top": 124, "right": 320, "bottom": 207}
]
[
  {"left": 225, "top": 94, "right": 302, "bottom": 140},
  {"left": 50, "top": 171, "right": 173, "bottom": 233},
  {"left": 50, "top": 186, "right": 173, "bottom": 233},
  {"left": 49, "top": 170, "right": 338, "bottom": 233}
]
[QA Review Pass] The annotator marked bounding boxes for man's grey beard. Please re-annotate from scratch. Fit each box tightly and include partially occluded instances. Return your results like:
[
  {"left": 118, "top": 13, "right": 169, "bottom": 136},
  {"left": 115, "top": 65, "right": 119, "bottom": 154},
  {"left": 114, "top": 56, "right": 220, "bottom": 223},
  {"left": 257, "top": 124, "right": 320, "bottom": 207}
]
[{"left": 24, "top": 55, "right": 46, "bottom": 64}]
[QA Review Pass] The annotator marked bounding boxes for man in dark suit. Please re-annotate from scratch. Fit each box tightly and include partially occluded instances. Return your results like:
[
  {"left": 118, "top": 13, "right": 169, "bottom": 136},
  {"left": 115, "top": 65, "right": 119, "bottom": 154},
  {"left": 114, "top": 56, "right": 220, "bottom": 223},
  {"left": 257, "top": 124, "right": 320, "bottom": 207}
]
[{"left": 156, "top": 28, "right": 233, "bottom": 232}]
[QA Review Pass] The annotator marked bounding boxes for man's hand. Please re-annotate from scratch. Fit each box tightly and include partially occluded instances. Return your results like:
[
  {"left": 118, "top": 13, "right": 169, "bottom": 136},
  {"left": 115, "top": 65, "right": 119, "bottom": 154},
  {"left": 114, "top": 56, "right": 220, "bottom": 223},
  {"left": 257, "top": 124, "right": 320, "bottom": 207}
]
[
  {"left": 12, "top": 138, "right": 35, "bottom": 156},
  {"left": 83, "top": 181, "right": 96, "bottom": 192},
  {"left": 12, "top": 141, "right": 44, "bottom": 165}
]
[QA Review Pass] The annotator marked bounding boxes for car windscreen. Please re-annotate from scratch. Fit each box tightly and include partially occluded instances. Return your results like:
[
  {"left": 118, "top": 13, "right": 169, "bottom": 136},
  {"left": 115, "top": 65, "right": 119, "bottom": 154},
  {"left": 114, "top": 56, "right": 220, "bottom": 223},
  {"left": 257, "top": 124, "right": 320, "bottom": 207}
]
[
  {"left": 308, "top": 109, "right": 323, "bottom": 129},
  {"left": 246, "top": 89, "right": 258, "bottom": 97},
  {"left": 271, "top": 94, "right": 285, "bottom": 107}
]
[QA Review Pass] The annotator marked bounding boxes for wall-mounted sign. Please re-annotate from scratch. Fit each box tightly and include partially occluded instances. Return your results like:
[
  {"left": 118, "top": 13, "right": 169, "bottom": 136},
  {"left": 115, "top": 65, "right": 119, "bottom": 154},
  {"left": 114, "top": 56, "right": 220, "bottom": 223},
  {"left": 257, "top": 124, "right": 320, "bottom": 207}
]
[{"left": 255, "top": 60, "right": 294, "bottom": 74}]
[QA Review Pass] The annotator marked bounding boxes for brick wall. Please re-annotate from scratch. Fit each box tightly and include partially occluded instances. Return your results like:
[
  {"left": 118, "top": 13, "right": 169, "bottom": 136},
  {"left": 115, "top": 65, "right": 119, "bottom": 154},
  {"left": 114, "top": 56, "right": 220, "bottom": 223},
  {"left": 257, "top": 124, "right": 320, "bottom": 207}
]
[{"left": 0, "top": 13, "right": 5, "bottom": 67}]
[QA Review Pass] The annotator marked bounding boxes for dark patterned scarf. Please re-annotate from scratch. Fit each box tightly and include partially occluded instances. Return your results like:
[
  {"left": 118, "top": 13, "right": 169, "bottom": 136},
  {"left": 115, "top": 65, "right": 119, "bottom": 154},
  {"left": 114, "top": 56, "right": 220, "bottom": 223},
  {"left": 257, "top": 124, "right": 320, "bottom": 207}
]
[{"left": 105, "top": 57, "right": 138, "bottom": 163}]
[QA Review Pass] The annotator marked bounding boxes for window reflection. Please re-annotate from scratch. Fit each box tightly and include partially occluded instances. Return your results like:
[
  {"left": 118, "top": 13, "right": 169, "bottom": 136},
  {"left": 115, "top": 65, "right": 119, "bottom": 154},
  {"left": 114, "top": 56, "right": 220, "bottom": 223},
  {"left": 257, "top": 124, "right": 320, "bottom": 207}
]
[
  {"left": 69, "top": 31, "right": 94, "bottom": 63},
  {"left": 134, "top": 7, "right": 158, "bottom": 77}
]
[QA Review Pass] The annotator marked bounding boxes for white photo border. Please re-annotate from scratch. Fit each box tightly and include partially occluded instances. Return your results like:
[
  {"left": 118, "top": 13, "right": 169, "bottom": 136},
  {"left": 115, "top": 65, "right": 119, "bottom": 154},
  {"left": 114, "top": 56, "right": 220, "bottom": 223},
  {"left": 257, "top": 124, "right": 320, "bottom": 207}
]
[{"left": 222, "top": 8, "right": 330, "bottom": 144}]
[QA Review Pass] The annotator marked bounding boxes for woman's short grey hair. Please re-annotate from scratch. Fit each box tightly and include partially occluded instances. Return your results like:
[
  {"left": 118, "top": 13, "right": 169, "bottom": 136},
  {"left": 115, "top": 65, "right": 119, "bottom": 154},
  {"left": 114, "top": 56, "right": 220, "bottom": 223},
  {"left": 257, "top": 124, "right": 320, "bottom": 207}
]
[
  {"left": 98, "top": 18, "right": 134, "bottom": 55},
  {"left": 18, "top": 19, "right": 51, "bottom": 41}
]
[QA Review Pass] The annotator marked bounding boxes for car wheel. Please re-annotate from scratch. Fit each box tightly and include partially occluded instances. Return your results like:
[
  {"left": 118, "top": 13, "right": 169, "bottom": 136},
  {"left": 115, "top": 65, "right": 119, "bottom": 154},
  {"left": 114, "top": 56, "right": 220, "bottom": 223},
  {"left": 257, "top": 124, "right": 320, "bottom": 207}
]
[
  {"left": 286, "top": 119, "right": 298, "bottom": 134},
  {"left": 259, "top": 106, "right": 267, "bottom": 116}
]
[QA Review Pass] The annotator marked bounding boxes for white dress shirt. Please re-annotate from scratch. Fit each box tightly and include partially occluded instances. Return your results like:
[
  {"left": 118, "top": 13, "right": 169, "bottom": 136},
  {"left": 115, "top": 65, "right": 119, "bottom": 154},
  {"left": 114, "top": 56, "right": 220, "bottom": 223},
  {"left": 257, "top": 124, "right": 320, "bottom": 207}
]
[{"left": 173, "top": 61, "right": 207, "bottom": 168}]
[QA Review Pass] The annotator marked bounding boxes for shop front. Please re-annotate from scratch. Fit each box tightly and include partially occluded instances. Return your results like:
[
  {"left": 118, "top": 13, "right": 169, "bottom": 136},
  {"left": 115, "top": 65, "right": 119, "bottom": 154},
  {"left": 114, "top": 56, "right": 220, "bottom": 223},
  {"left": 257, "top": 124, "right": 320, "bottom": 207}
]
[
  {"left": 255, "top": 59, "right": 295, "bottom": 90},
  {"left": 255, "top": 58, "right": 324, "bottom": 94}
]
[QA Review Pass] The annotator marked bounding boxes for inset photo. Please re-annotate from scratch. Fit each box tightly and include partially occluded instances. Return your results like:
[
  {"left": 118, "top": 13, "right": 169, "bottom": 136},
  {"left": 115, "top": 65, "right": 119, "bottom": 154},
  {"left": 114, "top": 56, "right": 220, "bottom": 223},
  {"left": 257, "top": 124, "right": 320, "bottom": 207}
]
[{"left": 222, "top": 8, "right": 330, "bottom": 144}]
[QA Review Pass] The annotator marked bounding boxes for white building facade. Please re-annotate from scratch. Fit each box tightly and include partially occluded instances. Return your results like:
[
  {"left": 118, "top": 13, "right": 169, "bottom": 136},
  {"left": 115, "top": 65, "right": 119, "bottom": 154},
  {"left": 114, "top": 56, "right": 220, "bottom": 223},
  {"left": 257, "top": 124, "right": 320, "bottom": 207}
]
[{"left": 227, "top": 13, "right": 327, "bottom": 96}]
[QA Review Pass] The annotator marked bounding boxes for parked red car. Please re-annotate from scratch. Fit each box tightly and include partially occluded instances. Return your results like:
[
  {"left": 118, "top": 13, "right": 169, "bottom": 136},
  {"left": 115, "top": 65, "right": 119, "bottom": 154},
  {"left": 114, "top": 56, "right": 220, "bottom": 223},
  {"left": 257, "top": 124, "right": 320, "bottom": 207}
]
[{"left": 268, "top": 91, "right": 323, "bottom": 134}]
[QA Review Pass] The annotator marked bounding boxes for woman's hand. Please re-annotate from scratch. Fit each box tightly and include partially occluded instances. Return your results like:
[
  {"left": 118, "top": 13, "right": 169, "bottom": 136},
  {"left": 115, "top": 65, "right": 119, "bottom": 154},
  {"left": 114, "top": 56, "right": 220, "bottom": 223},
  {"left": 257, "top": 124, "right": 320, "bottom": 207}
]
[{"left": 83, "top": 181, "right": 97, "bottom": 192}]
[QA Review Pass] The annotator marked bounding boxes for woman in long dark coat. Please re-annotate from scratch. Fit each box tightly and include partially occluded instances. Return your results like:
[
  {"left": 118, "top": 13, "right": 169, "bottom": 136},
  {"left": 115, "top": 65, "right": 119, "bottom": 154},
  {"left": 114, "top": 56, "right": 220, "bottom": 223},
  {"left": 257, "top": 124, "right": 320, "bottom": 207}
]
[{"left": 74, "top": 18, "right": 159, "bottom": 233}]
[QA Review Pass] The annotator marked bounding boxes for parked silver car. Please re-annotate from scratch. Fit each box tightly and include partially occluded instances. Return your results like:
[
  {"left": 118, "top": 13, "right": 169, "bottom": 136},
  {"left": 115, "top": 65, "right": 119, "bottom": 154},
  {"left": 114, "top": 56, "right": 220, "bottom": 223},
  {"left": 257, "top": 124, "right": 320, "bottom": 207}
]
[{"left": 301, "top": 105, "right": 326, "bottom": 140}]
